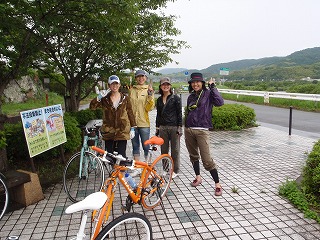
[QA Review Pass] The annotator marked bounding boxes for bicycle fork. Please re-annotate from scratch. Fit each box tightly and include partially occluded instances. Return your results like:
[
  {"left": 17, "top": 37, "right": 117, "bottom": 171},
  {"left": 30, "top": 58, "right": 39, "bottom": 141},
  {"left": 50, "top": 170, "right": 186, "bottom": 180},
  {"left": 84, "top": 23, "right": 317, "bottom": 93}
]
[{"left": 79, "top": 148, "right": 86, "bottom": 180}]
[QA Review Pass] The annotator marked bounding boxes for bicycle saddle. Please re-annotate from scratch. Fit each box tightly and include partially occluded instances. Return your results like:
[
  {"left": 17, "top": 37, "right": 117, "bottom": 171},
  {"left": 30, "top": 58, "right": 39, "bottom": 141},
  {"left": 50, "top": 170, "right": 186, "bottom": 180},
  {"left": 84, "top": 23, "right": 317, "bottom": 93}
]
[
  {"left": 144, "top": 136, "right": 164, "bottom": 146},
  {"left": 65, "top": 192, "right": 107, "bottom": 214}
]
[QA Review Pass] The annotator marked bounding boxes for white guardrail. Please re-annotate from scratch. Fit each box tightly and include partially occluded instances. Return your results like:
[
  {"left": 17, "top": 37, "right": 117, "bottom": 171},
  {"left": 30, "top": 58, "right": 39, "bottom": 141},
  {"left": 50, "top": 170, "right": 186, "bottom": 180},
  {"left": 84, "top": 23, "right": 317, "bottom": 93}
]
[{"left": 218, "top": 89, "right": 320, "bottom": 103}]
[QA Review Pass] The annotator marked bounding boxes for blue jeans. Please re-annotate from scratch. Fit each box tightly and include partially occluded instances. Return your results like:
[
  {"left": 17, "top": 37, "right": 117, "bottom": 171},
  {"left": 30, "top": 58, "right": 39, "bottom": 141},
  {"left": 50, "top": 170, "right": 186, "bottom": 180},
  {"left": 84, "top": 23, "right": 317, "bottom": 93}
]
[{"left": 131, "top": 127, "right": 150, "bottom": 159}]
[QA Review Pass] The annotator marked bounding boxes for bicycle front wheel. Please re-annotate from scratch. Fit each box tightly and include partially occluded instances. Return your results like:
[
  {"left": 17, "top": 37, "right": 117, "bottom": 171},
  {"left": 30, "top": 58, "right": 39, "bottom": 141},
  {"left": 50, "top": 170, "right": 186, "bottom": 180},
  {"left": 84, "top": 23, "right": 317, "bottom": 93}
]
[
  {"left": 63, "top": 151, "right": 105, "bottom": 203},
  {"left": 95, "top": 212, "right": 152, "bottom": 240},
  {"left": 141, "top": 154, "right": 173, "bottom": 210},
  {"left": 0, "top": 175, "right": 9, "bottom": 220}
]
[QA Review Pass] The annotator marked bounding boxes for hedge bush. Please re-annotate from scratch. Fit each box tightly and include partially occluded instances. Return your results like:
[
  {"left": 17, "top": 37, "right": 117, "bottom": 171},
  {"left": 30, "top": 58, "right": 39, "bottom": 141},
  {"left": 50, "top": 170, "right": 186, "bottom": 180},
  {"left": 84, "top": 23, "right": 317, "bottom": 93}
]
[
  {"left": 302, "top": 139, "right": 320, "bottom": 203},
  {"left": 212, "top": 104, "right": 257, "bottom": 130},
  {"left": 279, "top": 139, "right": 320, "bottom": 223},
  {"left": 69, "top": 108, "right": 103, "bottom": 126}
]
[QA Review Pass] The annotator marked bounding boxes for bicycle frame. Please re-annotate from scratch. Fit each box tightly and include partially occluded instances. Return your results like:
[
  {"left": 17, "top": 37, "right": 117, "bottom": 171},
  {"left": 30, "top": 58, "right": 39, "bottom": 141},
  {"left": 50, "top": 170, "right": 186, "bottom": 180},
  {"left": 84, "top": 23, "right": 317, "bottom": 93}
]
[
  {"left": 90, "top": 136, "right": 173, "bottom": 239},
  {"left": 91, "top": 158, "right": 167, "bottom": 239},
  {"left": 65, "top": 191, "right": 153, "bottom": 240},
  {"left": 78, "top": 126, "right": 102, "bottom": 180}
]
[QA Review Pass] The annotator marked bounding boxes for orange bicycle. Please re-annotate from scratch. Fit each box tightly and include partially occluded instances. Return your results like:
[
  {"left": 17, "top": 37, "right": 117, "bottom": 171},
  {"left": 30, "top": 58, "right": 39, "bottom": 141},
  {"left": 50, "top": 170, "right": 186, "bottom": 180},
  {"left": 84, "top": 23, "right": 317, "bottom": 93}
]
[{"left": 89, "top": 136, "right": 173, "bottom": 239}]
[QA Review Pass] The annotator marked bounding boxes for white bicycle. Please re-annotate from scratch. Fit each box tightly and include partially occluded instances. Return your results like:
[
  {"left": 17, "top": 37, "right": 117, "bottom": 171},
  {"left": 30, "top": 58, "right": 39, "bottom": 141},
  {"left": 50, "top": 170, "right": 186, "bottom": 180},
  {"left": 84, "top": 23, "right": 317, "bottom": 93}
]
[{"left": 65, "top": 192, "right": 153, "bottom": 240}]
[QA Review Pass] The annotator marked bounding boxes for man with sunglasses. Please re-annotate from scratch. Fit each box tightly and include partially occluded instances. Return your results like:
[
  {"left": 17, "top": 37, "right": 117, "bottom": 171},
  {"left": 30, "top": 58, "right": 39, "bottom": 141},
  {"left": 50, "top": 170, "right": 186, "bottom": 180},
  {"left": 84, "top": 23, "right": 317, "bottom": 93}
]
[{"left": 185, "top": 72, "right": 224, "bottom": 196}]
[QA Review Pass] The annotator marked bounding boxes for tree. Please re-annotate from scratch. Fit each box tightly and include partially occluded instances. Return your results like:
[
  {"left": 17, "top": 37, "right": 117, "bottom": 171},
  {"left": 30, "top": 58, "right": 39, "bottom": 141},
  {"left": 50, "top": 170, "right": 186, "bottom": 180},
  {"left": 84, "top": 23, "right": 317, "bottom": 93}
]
[
  {"left": 6, "top": 0, "right": 187, "bottom": 112},
  {"left": 0, "top": 1, "right": 46, "bottom": 171}
]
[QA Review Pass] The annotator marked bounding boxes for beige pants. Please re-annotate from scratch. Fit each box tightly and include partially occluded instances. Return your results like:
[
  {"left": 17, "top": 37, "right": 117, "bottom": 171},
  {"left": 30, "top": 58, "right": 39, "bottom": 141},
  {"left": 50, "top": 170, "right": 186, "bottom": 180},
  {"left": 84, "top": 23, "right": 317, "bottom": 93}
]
[{"left": 184, "top": 128, "right": 217, "bottom": 171}]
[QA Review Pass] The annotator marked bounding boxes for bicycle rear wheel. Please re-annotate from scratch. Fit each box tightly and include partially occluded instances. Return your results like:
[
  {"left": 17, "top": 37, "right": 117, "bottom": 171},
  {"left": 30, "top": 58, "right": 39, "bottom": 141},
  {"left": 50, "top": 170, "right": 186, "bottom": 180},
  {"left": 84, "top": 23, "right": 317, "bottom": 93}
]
[
  {"left": 95, "top": 212, "right": 152, "bottom": 240},
  {"left": 141, "top": 154, "right": 173, "bottom": 210},
  {"left": 63, "top": 151, "right": 105, "bottom": 203},
  {"left": 0, "top": 175, "right": 9, "bottom": 220}
]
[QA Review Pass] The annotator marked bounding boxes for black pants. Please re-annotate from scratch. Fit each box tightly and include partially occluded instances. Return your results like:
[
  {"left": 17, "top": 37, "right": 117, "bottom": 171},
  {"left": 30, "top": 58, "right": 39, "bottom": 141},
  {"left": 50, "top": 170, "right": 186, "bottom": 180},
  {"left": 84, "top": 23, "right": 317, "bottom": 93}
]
[{"left": 105, "top": 140, "right": 127, "bottom": 158}]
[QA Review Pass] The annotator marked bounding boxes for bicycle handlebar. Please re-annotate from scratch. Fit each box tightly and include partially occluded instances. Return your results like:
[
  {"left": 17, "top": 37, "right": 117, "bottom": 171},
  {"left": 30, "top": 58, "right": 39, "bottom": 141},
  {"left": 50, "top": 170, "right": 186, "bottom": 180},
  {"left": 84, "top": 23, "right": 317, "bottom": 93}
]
[
  {"left": 78, "top": 125, "right": 100, "bottom": 136},
  {"left": 91, "top": 146, "right": 134, "bottom": 168}
]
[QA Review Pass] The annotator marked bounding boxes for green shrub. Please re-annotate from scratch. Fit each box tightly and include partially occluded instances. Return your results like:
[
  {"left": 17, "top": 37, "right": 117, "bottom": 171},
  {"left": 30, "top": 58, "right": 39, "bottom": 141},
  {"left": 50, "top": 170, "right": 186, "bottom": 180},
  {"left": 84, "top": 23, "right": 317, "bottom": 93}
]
[
  {"left": 212, "top": 104, "right": 257, "bottom": 130},
  {"left": 279, "top": 140, "right": 320, "bottom": 224},
  {"left": 279, "top": 179, "right": 320, "bottom": 223},
  {"left": 63, "top": 113, "right": 82, "bottom": 153},
  {"left": 0, "top": 130, "right": 6, "bottom": 150},
  {"left": 4, "top": 122, "right": 29, "bottom": 166},
  {"left": 69, "top": 108, "right": 102, "bottom": 126},
  {"left": 302, "top": 140, "right": 320, "bottom": 203}
]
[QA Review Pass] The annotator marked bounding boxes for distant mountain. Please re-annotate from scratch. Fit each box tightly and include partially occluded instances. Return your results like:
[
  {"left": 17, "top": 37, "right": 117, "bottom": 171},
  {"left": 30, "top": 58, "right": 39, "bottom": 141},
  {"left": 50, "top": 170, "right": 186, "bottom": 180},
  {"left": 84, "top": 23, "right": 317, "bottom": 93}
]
[
  {"left": 203, "top": 47, "right": 320, "bottom": 74},
  {"left": 156, "top": 68, "right": 188, "bottom": 75},
  {"left": 158, "top": 47, "right": 320, "bottom": 79}
]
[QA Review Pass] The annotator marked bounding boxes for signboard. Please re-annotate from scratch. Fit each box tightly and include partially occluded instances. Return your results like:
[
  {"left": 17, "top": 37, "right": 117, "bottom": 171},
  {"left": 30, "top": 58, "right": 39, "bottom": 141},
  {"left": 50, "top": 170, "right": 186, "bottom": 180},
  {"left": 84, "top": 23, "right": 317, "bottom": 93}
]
[
  {"left": 20, "top": 104, "right": 67, "bottom": 157},
  {"left": 219, "top": 67, "right": 229, "bottom": 76},
  {"left": 184, "top": 71, "right": 189, "bottom": 76}
]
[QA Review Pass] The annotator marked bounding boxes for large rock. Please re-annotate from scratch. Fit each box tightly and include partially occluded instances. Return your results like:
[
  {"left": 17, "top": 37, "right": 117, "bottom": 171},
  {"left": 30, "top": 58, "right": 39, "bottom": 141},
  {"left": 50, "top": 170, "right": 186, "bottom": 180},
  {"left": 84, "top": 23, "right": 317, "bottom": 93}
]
[{"left": 3, "top": 76, "right": 43, "bottom": 103}]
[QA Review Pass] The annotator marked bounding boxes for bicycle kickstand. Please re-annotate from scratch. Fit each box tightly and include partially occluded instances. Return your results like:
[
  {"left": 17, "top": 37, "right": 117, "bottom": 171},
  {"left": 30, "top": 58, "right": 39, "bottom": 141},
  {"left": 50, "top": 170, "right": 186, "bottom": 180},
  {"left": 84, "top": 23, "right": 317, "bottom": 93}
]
[{"left": 157, "top": 185, "right": 166, "bottom": 214}]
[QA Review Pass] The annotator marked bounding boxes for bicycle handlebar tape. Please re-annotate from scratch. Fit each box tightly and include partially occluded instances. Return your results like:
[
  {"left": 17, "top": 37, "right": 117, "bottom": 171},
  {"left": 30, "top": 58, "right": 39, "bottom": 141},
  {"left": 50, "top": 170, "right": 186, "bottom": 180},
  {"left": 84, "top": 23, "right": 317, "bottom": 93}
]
[
  {"left": 91, "top": 146, "right": 105, "bottom": 154},
  {"left": 144, "top": 136, "right": 164, "bottom": 146}
]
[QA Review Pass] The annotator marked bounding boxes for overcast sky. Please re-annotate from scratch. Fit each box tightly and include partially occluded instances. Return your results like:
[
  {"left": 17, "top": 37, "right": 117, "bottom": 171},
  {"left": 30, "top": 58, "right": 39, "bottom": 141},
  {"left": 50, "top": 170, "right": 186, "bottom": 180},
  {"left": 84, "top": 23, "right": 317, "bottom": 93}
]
[{"left": 157, "top": 0, "right": 320, "bottom": 70}]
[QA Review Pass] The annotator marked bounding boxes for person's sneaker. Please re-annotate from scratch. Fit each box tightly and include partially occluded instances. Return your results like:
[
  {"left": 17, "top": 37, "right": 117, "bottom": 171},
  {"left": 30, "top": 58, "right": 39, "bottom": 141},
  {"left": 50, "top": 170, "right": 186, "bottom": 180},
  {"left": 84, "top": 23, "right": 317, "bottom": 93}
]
[
  {"left": 172, "top": 172, "right": 178, "bottom": 179},
  {"left": 215, "top": 187, "right": 222, "bottom": 196},
  {"left": 190, "top": 178, "right": 202, "bottom": 187},
  {"left": 131, "top": 169, "right": 142, "bottom": 177}
]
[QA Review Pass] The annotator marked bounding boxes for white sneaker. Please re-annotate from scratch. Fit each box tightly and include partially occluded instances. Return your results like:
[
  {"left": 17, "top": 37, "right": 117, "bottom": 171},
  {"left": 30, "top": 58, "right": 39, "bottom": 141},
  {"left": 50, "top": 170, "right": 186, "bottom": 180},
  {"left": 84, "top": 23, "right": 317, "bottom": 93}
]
[
  {"left": 172, "top": 172, "right": 178, "bottom": 179},
  {"left": 131, "top": 169, "right": 142, "bottom": 177}
]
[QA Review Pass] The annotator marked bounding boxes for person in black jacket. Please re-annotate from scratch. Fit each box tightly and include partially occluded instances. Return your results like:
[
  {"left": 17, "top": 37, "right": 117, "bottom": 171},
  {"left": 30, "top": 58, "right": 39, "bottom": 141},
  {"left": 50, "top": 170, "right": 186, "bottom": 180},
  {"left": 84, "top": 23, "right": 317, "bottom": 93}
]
[{"left": 155, "top": 77, "right": 182, "bottom": 179}]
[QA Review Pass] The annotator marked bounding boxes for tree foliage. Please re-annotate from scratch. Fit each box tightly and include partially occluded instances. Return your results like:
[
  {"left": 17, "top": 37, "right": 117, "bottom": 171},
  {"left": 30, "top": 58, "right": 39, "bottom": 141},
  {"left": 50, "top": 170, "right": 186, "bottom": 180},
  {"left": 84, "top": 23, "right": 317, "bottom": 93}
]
[{"left": 1, "top": 0, "right": 187, "bottom": 111}]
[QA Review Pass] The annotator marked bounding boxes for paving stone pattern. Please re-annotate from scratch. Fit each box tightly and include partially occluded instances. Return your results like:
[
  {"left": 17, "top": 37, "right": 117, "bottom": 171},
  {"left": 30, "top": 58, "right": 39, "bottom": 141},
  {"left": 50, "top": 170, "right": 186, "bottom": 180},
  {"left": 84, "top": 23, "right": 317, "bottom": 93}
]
[{"left": 1, "top": 110, "right": 319, "bottom": 239}]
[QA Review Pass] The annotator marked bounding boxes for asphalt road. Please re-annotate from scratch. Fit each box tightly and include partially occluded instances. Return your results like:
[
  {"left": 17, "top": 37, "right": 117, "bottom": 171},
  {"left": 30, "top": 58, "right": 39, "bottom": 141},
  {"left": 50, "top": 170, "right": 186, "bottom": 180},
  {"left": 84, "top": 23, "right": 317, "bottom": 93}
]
[
  {"left": 178, "top": 93, "right": 320, "bottom": 140},
  {"left": 83, "top": 93, "right": 320, "bottom": 139}
]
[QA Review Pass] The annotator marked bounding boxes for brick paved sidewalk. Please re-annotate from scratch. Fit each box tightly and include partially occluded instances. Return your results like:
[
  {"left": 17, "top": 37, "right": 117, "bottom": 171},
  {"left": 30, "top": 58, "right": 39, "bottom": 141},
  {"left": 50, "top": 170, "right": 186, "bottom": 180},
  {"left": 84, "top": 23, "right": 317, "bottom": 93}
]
[{"left": 1, "top": 109, "right": 319, "bottom": 239}]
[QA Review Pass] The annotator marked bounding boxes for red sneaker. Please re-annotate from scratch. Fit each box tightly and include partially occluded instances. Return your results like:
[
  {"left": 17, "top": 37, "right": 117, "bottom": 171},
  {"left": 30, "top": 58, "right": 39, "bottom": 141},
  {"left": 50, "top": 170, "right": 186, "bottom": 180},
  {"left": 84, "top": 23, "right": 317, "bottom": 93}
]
[
  {"left": 215, "top": 187, "right": 222, "bottom": 196},
  {"left": 190, "top": 178, "right": 202, "bottom": 187}
]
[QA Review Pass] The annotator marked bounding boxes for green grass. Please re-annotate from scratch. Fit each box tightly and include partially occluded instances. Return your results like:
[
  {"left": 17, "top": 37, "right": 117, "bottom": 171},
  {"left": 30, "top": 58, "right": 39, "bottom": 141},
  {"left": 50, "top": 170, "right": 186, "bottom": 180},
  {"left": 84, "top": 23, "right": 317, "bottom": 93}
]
[
  {"left": 221, "top": 93, "right": 320, "bottom": 112},
  {"left": 3, "top": 92, "right": 64, "bottom": 116},
  {"left": 2, "top": 92, "right": 98, "bottom": 116},
  {"left": 279, "top": 179, "right": 320, "bottom": 224}
]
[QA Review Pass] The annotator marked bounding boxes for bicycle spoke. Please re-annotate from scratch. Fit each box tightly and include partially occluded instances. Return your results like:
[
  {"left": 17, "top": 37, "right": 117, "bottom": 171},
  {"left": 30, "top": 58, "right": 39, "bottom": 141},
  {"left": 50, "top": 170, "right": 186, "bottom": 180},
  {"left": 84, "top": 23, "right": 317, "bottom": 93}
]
[
  {"left": 141, "top": 155, "right": 173, "bottom": 210},
  {"left": 95, "top": 213, "right": 152, "bottom": 240},
  {"left": 63, "top": 151, "right": 105, "bottom": 202}
]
